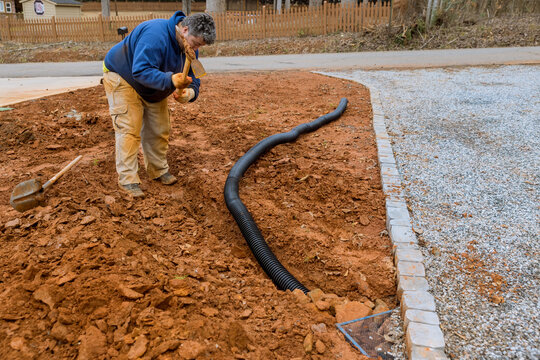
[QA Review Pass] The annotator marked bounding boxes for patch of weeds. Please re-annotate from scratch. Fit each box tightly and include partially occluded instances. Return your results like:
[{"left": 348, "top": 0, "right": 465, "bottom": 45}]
[
  {"left": 297, "top": 28, "right": 310, "bottom": 38},
  {"left": 394, "top": 17, "right": 426, "bottom": 46},
  {"left": 303, "top": 252, "right": 320, "bottom": 263}
]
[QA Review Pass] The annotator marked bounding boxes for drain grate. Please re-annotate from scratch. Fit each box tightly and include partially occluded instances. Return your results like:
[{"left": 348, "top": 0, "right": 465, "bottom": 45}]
[{"left": 336, "top": 309, "right": 397, "bottom": 359}]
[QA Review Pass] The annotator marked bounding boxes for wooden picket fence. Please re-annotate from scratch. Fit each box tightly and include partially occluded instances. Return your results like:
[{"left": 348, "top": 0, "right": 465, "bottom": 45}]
[
  {"left": 214, "top": 2, "right": 392, "bottom": 41},
  {"left": 0, "top": 3, "right": 393, "bottom": 43}
]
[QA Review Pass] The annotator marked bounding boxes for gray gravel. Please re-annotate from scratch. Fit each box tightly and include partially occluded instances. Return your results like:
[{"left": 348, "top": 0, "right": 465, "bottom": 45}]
[{"left": 322, "top": 66, "right": 540, "bottom": 359}]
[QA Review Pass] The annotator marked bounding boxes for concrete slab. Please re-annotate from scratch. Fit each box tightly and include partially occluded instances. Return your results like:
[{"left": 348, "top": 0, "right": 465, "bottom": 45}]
[{"left": 0, "top": 76, "right": 102, "bottom": 107}]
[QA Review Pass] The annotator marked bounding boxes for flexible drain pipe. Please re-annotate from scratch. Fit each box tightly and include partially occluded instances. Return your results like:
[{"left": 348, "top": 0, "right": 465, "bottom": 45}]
[{"left": 224, "top": 98, "right": 349, "bottom": 293}]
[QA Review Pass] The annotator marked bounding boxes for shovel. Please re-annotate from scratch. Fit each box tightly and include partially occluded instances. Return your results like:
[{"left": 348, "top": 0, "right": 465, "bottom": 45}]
[
  {"left": 10, "top": 155, "right": 82, "bottom": 212},
  {"left": 175, "top": 25, "right": 207, "bottom": 81}
]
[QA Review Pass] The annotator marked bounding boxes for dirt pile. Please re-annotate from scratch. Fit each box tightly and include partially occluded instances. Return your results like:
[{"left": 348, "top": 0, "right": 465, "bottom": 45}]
[{"left": 0, "top": 72, "right": 396, "bottom": 359}]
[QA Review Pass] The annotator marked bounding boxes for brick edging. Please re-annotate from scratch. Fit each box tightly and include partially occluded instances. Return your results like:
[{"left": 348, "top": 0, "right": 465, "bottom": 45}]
[{"left": 370, "top": 90, "right": 449, "bottom": 360}]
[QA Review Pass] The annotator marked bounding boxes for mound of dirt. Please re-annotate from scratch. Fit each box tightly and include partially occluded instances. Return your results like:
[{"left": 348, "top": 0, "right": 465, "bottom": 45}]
[{"left": 0, "top": 72, "right": 396, "bottom": 359}]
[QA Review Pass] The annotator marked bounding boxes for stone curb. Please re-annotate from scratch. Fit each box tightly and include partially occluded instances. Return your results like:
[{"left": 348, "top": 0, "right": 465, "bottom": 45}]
[{"left": 370, "top": 90, "right": 449, "bottom": 360}]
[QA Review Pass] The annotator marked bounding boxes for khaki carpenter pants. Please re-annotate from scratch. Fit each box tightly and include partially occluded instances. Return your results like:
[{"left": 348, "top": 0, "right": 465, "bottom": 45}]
[{"left": 103, "top": 71, "right": 170, "bottom": 186}]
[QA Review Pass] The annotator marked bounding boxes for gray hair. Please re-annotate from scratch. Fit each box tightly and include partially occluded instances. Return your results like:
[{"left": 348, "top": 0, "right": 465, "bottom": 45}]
[{"left": 181, "top": 13, "right": 216, "bottom": 45}]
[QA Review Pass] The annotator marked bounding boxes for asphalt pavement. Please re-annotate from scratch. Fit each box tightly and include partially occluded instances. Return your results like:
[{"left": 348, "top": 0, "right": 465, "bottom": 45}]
[{"left": 1, "top": 46, "right": 539, "bottom": 106}]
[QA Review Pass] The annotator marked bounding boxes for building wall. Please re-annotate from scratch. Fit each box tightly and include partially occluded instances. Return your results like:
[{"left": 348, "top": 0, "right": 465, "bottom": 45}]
[
  {"left": 22, "top": 0, "right": 57, "bottom": 19},
  {"left": 0, "top": 0, "right": 16, "bottom": 13},
  {"left": 55, "top": 5, "right": 81, "bottom": 18}
]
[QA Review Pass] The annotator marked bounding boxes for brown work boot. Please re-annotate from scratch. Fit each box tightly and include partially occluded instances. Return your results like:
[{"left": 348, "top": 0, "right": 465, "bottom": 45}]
[
  {"left": 119, "top": 183, "right": 145, "bottom": 198},
  {"left": 154, "top": 172, "right": 177, "bottom": 185}
]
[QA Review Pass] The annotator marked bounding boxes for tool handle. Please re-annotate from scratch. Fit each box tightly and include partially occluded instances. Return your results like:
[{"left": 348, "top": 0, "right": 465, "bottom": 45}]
[
  {"left": 182, "top": 57, "right": 192, "bottom": 78},
  {"left": 42, "top": 155, "right": 82, "bottom": 191},
  {"left": 175, "top": 58, "right": 192, "bottom": 96}
]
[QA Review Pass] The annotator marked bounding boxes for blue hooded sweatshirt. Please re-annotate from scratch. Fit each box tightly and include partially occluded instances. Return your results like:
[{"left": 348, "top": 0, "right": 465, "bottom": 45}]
[{"left": 104, "top": 11, "right": 200, "bottom": 103}]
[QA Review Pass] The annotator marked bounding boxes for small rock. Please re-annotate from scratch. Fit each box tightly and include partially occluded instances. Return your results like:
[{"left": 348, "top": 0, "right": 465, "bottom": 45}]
[
  {"left": 291, "top": 289, "right": 310, "bottom": 304},
  {"left": 33, "top": 285, "right": 56, "bottom": 310},
  {"left": 81, "top": 216, "right": 96, "bottom": 225},
  {"left": 177, "top": 340, "right": 205, "bottom": 359},
  {"left": 303, "top": 332, "right": 313, "bottom": 354},
  {"left": 373, "top": 302, "right": 390, "bottom": 314},
  {"left": 359, "top": 215, "right": 370, "bottom": 226},
  {"left": 307, "top": 288, "right": 324, "bottom": 303},
  {"left": 315, "top": 300, "right": 330, "bottom": 311},
  {"left": 310, "top": 323, "right": 327, "bottom": 333},
  {"left": 239, "top": 308, "right": 252, "bottom": 319},
  {"left": 201, "top": 307, "right": 218, "bottom": 317},
  {"left": 9, "top": 336, "right": 25, "bottom": 351},
  {"left": 46, "top": 144, "right": 64, "bottom": 150},
  {"left": 77, "top": 326, "right": 107, "bottom": 360},
  {"left": 57, "top": 272, "right": 77, "bottom": 285},
  {"left": 51, "top": 322, "right": 70, "bottom": 342},
  {"left": 315, "top": 339, "right": 326, "bottom": 354},
  {"left": 364, "top": 299, "right": 375, "bottom": 309},
  {"left": 152, "top": 340, "right": 181, "bottom": 357},
  {"left": 5, "top": 218, "right": 21, "bottom": 229},
  {"left": 152, "top": 218, "right": 166, "bottom": 226},
  {"left": 118, "top": 284, "right": 143, "bottom": 299},
  {"left": 335, "top": 301, "right": 372, "bottom": 323},
  {"left": 104, "top": 195, "right": 116, "bottom": 205},
  {"left": 127, "top": 335, "right": 148, "bottom": 360}
]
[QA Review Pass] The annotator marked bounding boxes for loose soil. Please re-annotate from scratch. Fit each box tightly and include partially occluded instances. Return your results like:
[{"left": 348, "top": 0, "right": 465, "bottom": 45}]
[
  {"left": 0, "top": 72, "right": 396, "bottom": 359},
  {"left": 0, "top": 15, "right": 538, "bottom": 63}
]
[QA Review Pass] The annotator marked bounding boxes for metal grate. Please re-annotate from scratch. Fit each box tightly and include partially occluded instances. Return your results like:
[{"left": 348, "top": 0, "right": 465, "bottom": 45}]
[{"left": 336, "top": 309, "right": 397, "bottom": 359}]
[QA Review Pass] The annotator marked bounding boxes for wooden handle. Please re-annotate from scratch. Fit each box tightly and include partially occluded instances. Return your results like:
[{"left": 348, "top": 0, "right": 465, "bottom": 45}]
[
  {"left": 42, "top": 155, "right": 82, "bottom": 191},
  {"left": 182, "top": 57, "right": 192, "bottom": 77}
]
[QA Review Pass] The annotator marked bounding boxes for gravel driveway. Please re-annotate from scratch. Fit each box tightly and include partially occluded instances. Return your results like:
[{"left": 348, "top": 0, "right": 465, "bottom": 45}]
[{"left": 322, "top": 66, "right": 540, "bottom": 359}]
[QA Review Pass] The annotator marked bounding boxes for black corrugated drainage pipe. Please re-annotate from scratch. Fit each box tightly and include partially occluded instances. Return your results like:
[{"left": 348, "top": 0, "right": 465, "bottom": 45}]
[{"left": 224, "top": 98, "right": 349, "bottom": 293}]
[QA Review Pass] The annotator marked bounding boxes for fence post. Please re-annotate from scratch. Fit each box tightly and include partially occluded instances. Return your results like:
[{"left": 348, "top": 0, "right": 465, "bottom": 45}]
[
  {"left": 262, "top": 6, "right": 266, "bottom": 39},
  {"left": 388, "top": 0, "right": 393, "bottom": 28},
  {"left": 5, "top": 16, "right": 13, "bottom": 41},
  {"left": 98, "top": 14, "right": 105, "bottom": 41},
  {"left": 360, "top": 1, "right": 364, "bottom": 30},
  {"left": 323, "top": 1, "right": 327, "bottom": 35},
  {"left": 51, "top": 16, "right": 58, "bottom": 41}
]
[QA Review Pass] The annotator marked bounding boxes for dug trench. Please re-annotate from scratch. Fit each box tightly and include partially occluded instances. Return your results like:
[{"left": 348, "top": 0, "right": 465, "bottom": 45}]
[{"left": 0, "top": 72, "right": 397, "bottom": 359}]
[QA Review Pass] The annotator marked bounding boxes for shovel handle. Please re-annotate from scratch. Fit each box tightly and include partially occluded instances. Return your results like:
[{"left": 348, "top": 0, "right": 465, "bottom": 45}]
[
  {"left": 42, "top": 155, "right": 82, "bottom": 191},
  {"left": 182, "top": 57, "right": 192, "bottom": 78}
]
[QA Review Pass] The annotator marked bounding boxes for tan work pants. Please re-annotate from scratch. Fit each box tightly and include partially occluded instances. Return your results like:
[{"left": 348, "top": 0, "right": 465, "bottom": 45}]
[{"left": 102, "top": 71, "right": 170, "bottom": 185}]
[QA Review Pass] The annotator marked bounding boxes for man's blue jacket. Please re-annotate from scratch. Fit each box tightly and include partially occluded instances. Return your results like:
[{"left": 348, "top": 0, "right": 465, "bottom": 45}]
[{"left": 104, "top": 11, "right": 200, "bottom": 103}]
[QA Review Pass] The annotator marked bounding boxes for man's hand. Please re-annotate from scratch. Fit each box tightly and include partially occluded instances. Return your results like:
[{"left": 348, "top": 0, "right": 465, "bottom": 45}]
[
  {"left": 173, "top": 88, "right": 195, "bottom": 103},
  {"left": 172, "top": 73, "right": 192, "bottom": 90}
]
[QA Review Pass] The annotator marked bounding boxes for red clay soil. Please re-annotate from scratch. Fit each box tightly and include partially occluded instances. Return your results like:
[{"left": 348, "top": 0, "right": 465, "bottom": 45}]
[{"left": 0, "top": 72, "right": 396, "bottom": 359}]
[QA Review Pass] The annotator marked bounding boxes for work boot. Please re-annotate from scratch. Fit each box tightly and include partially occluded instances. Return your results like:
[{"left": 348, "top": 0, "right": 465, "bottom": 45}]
[
  {"left": 154, "top": 172, "right": 177, "bottom": 185},
  {"left": 119, "top": 183, "right": 145, "bottom": 198}
]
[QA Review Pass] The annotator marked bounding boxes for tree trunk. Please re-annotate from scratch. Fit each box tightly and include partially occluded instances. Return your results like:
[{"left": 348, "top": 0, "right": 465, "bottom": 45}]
[
  {"left": 183, "top": 0, "right": 191, "bottom": 15},
  {"left": 431, "top": 0, "right": 439, "bottom": 25},
  {"left": 101, "top": 0, "right": 111, "bottom": 17},
  {"left": 206, "top": 0, "right": 226, "bottom": 13},
  {"left": 425, "top": 0, "right": 433, "bottom": 27}
]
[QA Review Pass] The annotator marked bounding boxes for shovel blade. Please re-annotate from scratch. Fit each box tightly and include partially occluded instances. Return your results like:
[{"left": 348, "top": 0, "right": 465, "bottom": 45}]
[
  {"left": 191, "top": 58, "right": 206, "bottom": 78},
  {"left": 10, "top": 179, "right": 44, "bottom": 212}
]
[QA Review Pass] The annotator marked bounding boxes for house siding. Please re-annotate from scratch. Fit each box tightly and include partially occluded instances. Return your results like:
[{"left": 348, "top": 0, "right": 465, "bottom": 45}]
[
  {"left": 22, "top": 0, "right": 81, "bottom": 19},
  {"left": 55, "top": 5, "right": 81, "bottom": 18}
]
